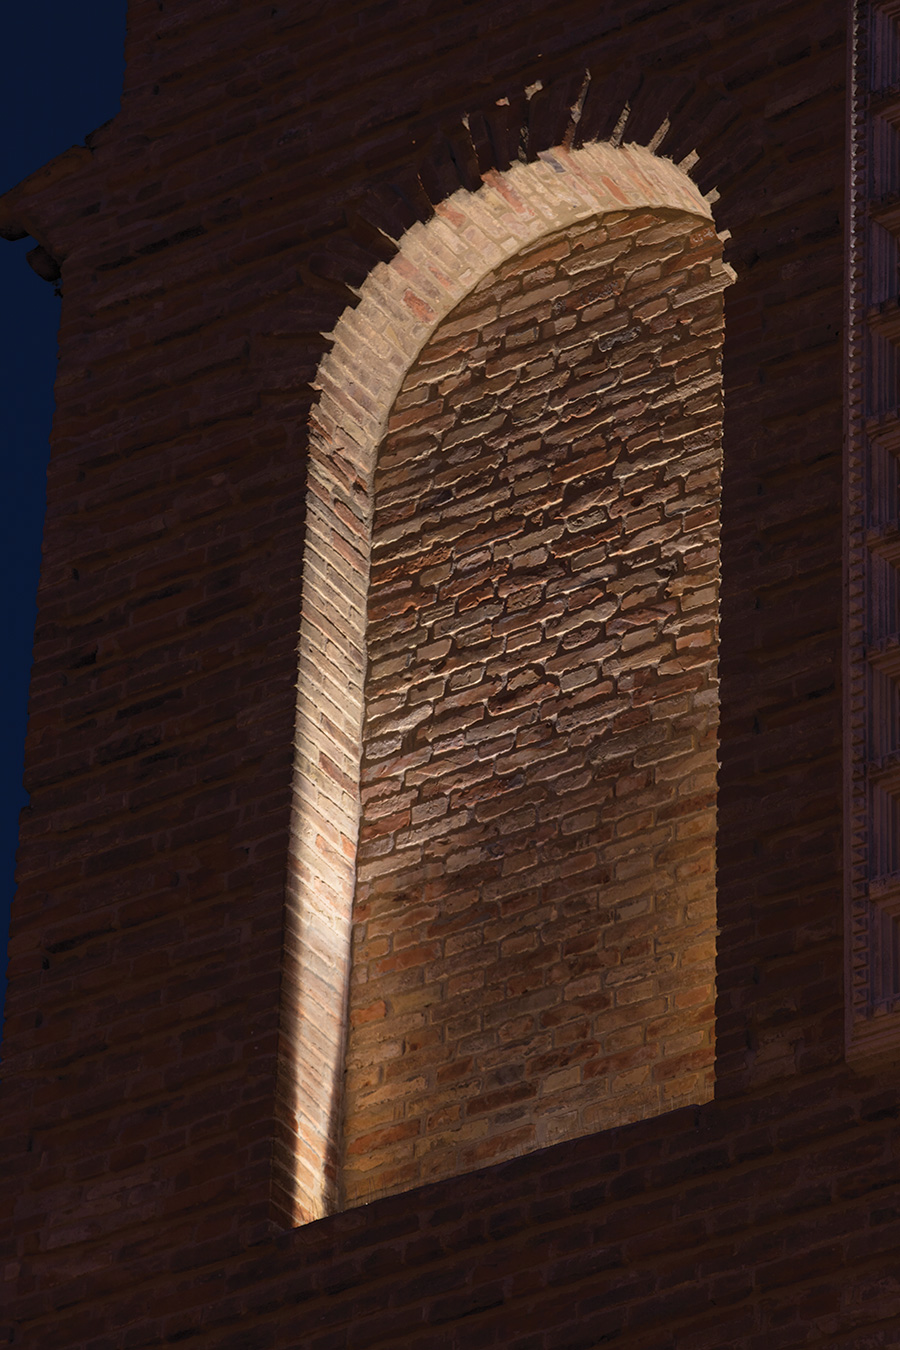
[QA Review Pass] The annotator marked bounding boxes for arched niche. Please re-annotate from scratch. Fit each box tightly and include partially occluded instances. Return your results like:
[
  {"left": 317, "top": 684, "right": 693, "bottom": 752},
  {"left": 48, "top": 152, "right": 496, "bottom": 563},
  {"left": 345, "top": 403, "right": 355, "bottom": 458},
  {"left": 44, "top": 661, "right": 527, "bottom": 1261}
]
[{"left": 281, "top": 140, "right": 733, "bottom": 1223}]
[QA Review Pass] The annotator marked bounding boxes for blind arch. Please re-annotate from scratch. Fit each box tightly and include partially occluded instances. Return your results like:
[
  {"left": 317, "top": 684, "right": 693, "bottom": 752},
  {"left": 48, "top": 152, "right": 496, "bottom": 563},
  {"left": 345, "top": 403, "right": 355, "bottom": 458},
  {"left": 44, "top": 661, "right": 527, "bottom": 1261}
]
[{"left": 284, "top": 141, "right": 733, "bottom": 1222}]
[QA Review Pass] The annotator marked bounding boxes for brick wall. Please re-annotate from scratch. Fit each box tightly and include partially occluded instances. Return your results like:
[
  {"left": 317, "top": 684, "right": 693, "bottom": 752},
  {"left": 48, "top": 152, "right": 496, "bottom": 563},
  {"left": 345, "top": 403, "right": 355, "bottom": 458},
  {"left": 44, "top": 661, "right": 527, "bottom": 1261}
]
[
  {"left": 287, "top": 140, "right": 721, "bottom": 1223},
  {"left": 344, "top": 209, "right": 728, "bottom": 1204},
  {"left": 0, "top": 0, "right": 863, "bottom": 1344}
]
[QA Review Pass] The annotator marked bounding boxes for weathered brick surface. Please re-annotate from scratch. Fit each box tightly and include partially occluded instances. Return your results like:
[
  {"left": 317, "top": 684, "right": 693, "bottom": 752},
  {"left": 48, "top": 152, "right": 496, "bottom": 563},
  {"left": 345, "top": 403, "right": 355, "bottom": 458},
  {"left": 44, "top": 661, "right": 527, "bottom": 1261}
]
[
  {"left": 287, "top": 140, "right": 720, "bottom": 1222},
  {"left": 0, "top": 0, "right": 866, "bottom": 1344},
  {"left": 344, "top": 211, "right": 727, "bottom": 1203}
]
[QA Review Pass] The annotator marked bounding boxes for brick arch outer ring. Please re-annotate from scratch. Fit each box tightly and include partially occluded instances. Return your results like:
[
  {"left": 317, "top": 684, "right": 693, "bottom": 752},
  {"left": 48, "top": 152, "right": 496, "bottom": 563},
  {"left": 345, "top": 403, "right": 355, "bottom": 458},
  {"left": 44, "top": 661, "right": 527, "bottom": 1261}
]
[{"left": 280, "top": 139, "right": 733, "bottom": 1224}]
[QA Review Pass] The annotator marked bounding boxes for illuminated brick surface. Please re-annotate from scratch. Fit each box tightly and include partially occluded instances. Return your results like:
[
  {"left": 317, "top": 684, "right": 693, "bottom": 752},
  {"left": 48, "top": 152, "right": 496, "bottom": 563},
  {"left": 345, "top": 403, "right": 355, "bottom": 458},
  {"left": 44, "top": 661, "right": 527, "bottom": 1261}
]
[
  {"left": 0, "top": 0, "right": 886, "bottom": 1345},
  {"left": 345, "top": 211, "right": 726, "bottom": 1203}
]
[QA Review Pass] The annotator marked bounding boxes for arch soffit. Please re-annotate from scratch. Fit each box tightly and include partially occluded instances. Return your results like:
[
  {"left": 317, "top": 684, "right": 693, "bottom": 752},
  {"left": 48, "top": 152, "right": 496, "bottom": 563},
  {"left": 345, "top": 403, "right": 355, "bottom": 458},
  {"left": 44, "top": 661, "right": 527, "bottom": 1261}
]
[{"left": 310, "top": 140, "right": 724, "bottom": 506}]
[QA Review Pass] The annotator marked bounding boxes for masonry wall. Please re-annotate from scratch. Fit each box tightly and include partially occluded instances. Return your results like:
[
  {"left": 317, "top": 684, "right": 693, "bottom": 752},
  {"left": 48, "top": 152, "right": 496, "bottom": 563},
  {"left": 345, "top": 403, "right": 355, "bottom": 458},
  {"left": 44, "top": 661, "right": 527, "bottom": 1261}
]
[
  {"left": 0, "top": 0, "right": 877, "bottom": 1345},
  {"left": 344, "top": 209, "right": 725, "bottom": 1204}
]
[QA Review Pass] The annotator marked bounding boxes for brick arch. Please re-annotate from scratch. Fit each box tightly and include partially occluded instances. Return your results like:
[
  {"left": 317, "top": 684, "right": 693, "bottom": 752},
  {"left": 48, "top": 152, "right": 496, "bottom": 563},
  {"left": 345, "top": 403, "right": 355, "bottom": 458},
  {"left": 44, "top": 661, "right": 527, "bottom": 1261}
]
[{"left": 281, "top": 141, "right": 732, "bottom": 1224}]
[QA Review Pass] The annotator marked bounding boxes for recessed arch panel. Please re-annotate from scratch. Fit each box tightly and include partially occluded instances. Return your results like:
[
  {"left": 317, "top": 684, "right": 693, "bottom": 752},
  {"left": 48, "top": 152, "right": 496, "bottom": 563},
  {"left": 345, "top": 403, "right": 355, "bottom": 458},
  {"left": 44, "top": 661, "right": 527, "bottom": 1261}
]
[{"left": 282, "top": 140, "right": 732, "bottom": 1223}]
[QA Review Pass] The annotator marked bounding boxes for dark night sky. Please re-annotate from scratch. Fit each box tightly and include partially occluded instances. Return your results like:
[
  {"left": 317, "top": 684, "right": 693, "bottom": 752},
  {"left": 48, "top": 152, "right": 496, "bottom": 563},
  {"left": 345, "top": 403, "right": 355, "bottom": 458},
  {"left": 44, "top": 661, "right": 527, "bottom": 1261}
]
[{"left": 0, "top": 5, "right": 127, "bottom": 1040}]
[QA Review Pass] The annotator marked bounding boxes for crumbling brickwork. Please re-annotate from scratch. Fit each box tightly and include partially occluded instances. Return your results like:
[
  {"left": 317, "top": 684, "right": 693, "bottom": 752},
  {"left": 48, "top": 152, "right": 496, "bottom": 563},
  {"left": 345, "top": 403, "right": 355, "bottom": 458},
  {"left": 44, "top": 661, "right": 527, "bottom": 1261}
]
[{"left": 344, "top": 209, "right": 727, "bottom": 1203}]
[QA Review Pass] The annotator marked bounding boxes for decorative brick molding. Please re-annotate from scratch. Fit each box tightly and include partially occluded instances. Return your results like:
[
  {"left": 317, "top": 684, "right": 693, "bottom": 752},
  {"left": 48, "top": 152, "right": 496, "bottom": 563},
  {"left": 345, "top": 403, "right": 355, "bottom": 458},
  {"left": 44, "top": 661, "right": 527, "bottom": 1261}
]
[
  {"left": 284, "top": 140, "right": 732, "bottom": 1222},
  {"left": 846, "top": 0, "right": 900, "bottom": 1061}
]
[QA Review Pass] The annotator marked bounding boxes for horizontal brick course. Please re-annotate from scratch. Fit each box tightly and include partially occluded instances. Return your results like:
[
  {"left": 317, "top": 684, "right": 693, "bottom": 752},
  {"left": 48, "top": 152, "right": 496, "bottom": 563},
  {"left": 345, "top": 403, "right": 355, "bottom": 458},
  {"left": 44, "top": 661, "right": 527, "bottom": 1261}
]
[{"left": 0, "top": 0, "right": 858, "bottom": 1343}]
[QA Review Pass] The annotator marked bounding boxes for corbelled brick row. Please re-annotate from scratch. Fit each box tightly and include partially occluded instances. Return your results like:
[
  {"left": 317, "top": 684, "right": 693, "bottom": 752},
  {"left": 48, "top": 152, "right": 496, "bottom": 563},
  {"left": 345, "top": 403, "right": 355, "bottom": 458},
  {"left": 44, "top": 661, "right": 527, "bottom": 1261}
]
[{"left": 344, "top": 210, "right": 728, "bottom": 1204}]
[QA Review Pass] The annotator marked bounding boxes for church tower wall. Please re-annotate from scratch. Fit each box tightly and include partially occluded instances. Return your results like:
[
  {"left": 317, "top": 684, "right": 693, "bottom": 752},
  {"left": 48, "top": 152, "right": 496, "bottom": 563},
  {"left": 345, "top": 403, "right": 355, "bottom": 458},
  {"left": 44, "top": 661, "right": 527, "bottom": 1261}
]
[{"left": 4, "top": 1, "right": 893, "bottom": 1346}]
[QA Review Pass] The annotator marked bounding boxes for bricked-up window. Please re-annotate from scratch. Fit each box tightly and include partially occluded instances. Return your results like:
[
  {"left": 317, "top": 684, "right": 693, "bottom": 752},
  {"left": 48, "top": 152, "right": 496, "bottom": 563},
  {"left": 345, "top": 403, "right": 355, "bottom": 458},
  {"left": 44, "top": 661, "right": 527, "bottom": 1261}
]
[
  {"left": 341, "top": 208, "right": 727, "bottom": 1206},
  {"left": 285, "top": 142, "right": 732, "bottom": 1225}
]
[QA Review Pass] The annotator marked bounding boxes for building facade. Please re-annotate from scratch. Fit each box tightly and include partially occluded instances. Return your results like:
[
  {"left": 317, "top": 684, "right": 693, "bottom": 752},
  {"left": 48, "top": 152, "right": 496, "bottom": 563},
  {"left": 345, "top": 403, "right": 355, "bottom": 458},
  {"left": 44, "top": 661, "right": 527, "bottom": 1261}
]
[{"left": 3, "top": 0, "right": 900, "bottom": 1344}]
